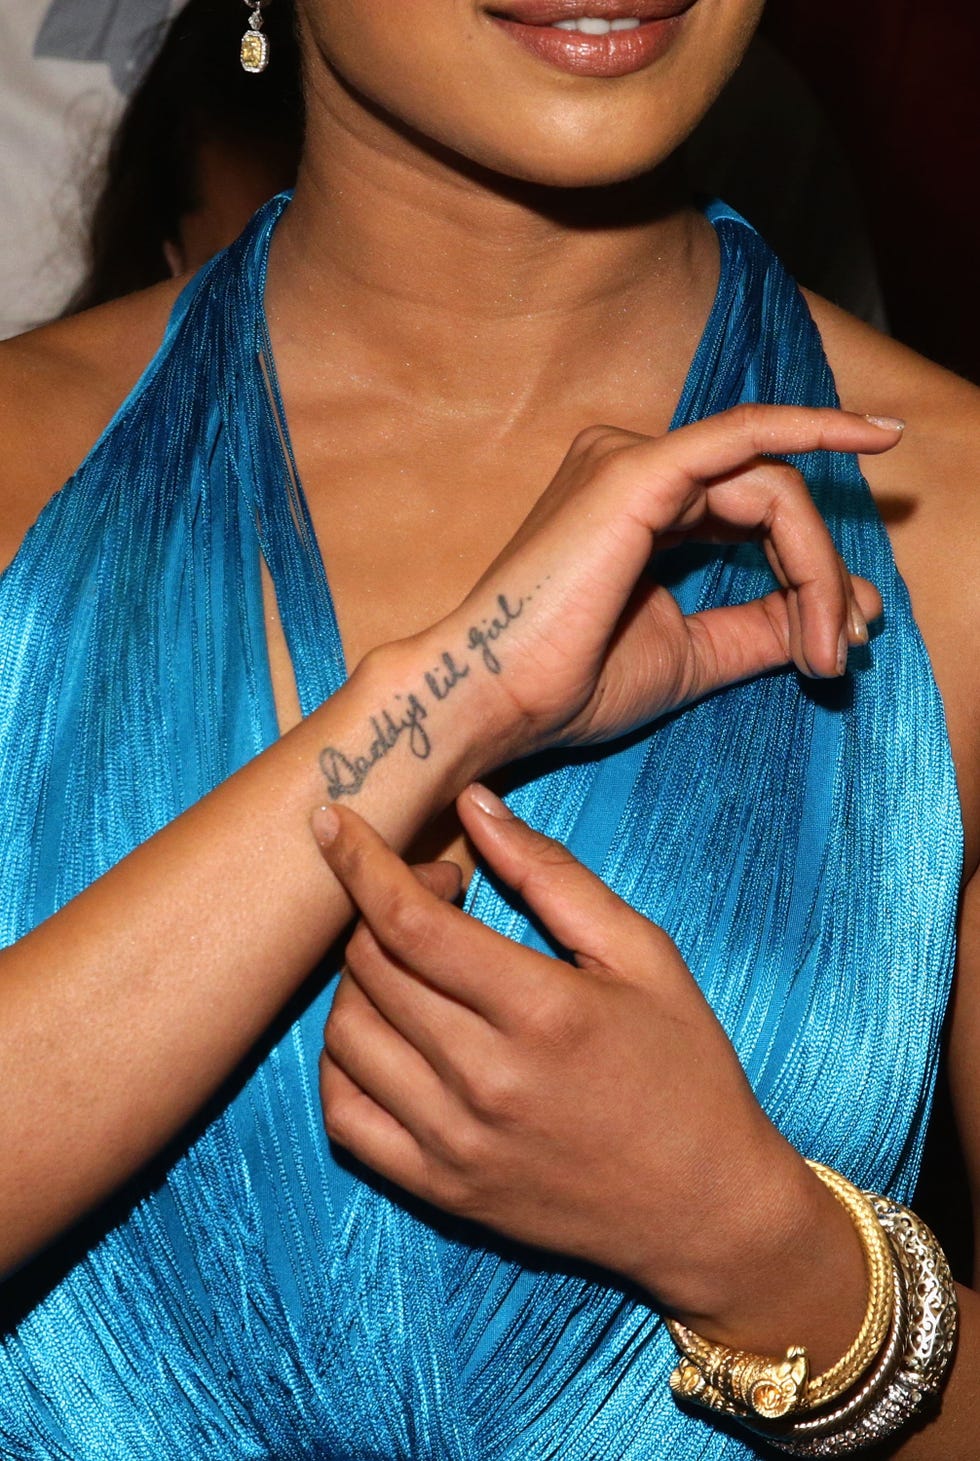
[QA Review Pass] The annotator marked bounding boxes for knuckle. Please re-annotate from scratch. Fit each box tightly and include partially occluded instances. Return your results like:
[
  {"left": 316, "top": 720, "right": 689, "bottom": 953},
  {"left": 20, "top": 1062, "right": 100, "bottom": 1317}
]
[
  {"left": 443, "top": 1116, "right": 491, "bottom": 1174},
  {"left": 681, "top": 615, "right": 722, "bottom": 697},
  {"left": 323, "top": 1004, "right": 358, "bottom": 1063},
  {"left": 729, "top": 401, "right": 769, "bottom": 440},
  {"left": 509, "top": 832, "right": 578, "bottom": 901},
  {"left": 330, "top": 828, "right": 371, "bottom": 883},
  {"left": 318, "top": 1045, "right": 331, "bottom": 1088},
  {"left": 630, "top": 919, "right": 675, "bottom": 977},
  {"left": 462, "top": 1058, "right": 524, "bottom": 1122},
  {"left": 431, "top": 1164, "right": 481, "bottom": 1219},
  {"left": 761, "top": 592, "right": 791, "bottom": 651},
  {"left": 344, "top": 921, "right": 373, "bottom": 971},
  {"left": 384, "top": 887, "right": 432, "bottom": 956},
  {"left": 532, "top": 831, "right": 578, "bottom": 872},
  {"left": 319, "top": 1057, "right": 353, "bottom": 1143},
  {"left": 569, "top": 423, "right": 618, "bottom": 456},
  {"left": 760, "top": 459, "right": 806, "bottom": 500},
  {"left": 523, "top": 983, "right": 584, "bottom": 1048},
  {"left": 588, "top": 448, "right": 640, "bottom": 497},
  {"left": 569, "top": 424, "right": 647, "bottom": 477},
  {"left": 322, "top": 1101, "right": 353, "bottom": 1149}
]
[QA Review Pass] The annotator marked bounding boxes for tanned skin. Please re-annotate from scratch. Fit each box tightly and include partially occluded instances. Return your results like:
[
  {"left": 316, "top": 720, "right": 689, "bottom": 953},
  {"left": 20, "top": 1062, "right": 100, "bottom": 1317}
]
[{"left": 0, "top": 0, "right": 978, "bottom": 1452}]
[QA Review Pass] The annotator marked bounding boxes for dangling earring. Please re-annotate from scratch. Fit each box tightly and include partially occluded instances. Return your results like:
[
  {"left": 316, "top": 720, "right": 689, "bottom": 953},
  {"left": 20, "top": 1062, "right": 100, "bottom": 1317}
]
[{"left": 240, "top": 0, "right": 270, "bottom": 74}]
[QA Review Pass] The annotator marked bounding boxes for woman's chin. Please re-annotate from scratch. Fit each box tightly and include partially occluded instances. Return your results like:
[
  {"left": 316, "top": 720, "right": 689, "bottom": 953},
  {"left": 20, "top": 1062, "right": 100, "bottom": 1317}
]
[
  {"left": 298, "top": 0, "right": 760, "bottom": 202},
  {"left": 487, "top": 148, "right": 677, "bottom": 192},
  {"left": 377, "top": 96, "right": 696, "bottom": 197},
  {"left": 445, "top": 124, "right": 694, "bottom": 195}
]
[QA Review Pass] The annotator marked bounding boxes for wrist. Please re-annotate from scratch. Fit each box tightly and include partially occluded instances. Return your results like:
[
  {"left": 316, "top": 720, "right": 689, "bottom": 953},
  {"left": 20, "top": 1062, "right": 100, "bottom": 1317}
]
[
  {"left": 344, "top": 628, "right": 515, "bottom": 800},
  {"left": 653, "top": 1137, "right": 868, "bottom": 1377},
  {"left": 391, "top": 604, "right": 529, "bottom": 770},
  {"left": 666, "top": 1171, "right": 958, "bottom": 1453}
]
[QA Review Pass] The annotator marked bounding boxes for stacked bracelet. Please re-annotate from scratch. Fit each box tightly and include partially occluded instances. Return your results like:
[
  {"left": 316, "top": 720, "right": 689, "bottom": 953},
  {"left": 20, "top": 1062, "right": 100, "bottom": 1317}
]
[
  {"left": 768, "top": 1193, "right": 958, "bottom": 1455},
  {"left": 764, "top": 1239, "right": 908, "bottom": 1446},
  {"left": 667, "top": 1161, "right": 958, "bottom": 1455}
]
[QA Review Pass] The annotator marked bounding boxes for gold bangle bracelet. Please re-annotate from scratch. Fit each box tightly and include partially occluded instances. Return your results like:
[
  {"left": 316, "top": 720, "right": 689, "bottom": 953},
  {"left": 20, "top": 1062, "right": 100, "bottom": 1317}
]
[
  {"left": 801, "top": 1161, "right": 895, "bottom": 1408},
  {"left": 667, "top": 1158, "right": 895, "bottom": 1422},
  {"left": 668, "top": 1338, "right": 810, "bottom": 1420}
]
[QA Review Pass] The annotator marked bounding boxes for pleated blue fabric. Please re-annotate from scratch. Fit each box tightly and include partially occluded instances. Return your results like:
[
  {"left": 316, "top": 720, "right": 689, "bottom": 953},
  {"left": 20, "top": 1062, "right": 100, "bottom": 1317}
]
[{"left": 0, "top": 195, "right": 961, "bottom": 1459}]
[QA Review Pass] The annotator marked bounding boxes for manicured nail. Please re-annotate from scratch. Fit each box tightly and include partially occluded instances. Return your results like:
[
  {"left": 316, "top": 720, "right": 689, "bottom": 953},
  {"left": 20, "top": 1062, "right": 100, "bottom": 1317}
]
[
  {"left": 312, "top": 804, "right": 340, "bottom": 845},
  {"left": 850, "top": 602, "right": 869, "bottom": 644},
  {"left": 836, "top": 630, "right": 849, "bottom": 676},
  {"left": 467, "top": 782, "right": 513, "bottom": 819},
  {"left": 864, "top": 414, "right": 905, "bottom": 432}
]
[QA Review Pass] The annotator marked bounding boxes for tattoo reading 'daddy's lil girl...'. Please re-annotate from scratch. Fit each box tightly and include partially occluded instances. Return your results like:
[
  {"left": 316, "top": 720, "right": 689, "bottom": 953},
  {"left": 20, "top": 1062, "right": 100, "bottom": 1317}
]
[{"left": 319, "top": 592, "right": 526, "bottom": 800}]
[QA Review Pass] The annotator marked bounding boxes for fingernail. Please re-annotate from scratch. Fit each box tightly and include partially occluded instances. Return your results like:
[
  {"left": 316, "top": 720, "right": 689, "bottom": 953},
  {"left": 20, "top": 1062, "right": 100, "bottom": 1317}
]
[
  {"left": 836, "top": 630, "right": 849, "bottom": 676},
  {"left": 312, "top": 804, "right": 340, "bottom": 845},
  {"left": 864, "top": 414, "right": 905, "bottom": 432},
  {"left": 850, "top": 603, "right": 869, "bottom": 644},
  {"left": 467, "top": 782, "right": 513, "bottom": 819}
]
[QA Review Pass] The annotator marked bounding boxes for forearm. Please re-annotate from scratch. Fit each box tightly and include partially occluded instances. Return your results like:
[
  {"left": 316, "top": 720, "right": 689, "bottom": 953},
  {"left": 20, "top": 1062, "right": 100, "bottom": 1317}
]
[{"left": 0, "top": 629, "right": 496, "bottom": 1275}]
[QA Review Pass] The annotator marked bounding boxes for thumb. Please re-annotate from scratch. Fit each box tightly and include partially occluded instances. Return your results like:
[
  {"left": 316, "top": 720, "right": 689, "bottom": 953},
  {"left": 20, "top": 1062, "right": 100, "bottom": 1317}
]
[
  {"left": 457, "top": 783, "right": 647, "bottom": 966},
  {"left": 686, "top": 570, "right": 881, "bottom": 694},
  {"left": 683, "top": 572, "right": 880, "bottom": 700}
]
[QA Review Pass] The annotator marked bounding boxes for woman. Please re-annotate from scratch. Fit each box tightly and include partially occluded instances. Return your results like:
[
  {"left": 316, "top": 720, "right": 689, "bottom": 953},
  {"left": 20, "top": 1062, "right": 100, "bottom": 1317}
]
[{"left": 0, "top": 1, "right": 976, "bottom": 1456}]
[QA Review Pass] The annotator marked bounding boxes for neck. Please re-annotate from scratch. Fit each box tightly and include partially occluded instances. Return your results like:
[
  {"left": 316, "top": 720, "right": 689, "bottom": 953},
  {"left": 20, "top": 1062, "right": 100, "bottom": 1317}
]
[{"left": 266, "top": 76, "right": 718, "bottom": 422}]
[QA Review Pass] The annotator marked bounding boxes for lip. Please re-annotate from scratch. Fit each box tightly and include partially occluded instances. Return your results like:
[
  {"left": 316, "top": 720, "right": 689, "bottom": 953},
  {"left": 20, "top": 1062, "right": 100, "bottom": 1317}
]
[
  {"left": 486, "top": 2, "right": 697, "bottom": 78},
  {"left": 490, "top": 0, "right": 695, "bottom": 19}
]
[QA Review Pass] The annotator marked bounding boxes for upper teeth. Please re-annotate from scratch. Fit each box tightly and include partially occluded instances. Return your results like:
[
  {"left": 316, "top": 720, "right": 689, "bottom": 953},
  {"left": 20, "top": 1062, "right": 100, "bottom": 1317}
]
[{"left": 552, "top": 16, "right": 642, "bottom": 32}]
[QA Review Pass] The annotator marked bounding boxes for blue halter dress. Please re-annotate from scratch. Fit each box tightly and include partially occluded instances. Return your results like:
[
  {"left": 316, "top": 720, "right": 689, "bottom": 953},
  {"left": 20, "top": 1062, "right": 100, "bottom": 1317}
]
[{"left": 0, "top": 196, "right": 961, "bottom": 1459}]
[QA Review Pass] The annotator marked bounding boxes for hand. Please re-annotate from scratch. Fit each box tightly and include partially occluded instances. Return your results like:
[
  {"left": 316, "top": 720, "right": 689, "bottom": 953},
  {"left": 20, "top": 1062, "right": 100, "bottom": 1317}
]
[
  {"left": 315, "top": 783, "right": 814, "bottom": 1330},
  {"left": 424, "top": 406, "right": 895, "bottom": 770}
]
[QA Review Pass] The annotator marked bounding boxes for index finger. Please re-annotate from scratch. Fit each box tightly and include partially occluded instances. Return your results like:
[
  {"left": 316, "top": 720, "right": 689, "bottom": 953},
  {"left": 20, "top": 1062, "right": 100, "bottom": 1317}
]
[
  {"left": 312, "top": 804, "right": 549, "bottom": 1024},
  {"left": 655, "top": 405, "right": 903, "bottom": 488}
]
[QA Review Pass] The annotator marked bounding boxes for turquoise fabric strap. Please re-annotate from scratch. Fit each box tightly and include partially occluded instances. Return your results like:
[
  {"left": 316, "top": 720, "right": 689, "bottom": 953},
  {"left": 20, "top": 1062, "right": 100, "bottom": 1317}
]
[{"left": 0, "top": 196, "right": 961, "bottom": 1459}]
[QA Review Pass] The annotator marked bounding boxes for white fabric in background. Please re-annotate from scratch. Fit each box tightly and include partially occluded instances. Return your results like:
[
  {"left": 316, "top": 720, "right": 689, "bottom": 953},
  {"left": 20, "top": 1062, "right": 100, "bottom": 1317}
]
[
  {"left": 0, "top": 14, "right": 885, "bottom": 339},
  {"left": 0, "top": 1, "right": 178, "bottom": 338}
]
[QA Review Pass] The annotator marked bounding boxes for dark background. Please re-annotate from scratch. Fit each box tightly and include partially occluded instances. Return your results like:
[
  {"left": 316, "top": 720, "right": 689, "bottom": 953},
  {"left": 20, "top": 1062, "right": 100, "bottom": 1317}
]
[
  {"left": 763, "top": 0, "right": 980, "bottom": 383},
  {"left": 760, "top": 0, "right": 980, "bottom": 1270}
]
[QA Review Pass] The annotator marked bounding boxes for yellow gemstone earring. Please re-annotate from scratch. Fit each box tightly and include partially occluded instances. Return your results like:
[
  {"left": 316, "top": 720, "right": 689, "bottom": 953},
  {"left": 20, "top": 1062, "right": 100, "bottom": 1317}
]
[{"left": 240, "top": 0, "right": 270, "bottom": 74}]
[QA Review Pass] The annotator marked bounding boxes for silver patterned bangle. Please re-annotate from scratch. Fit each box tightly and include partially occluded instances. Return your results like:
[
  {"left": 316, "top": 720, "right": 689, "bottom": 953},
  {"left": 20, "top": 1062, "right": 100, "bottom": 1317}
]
[{"left": 767, "top": 1194, "right": 958, "bottom": 1456}]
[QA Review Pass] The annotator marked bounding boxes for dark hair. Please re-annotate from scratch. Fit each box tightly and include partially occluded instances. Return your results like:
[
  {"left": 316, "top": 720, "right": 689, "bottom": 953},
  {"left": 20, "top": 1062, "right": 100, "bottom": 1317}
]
[{"left": 69, "top": 0, "right": 303, "bottom": 312}]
